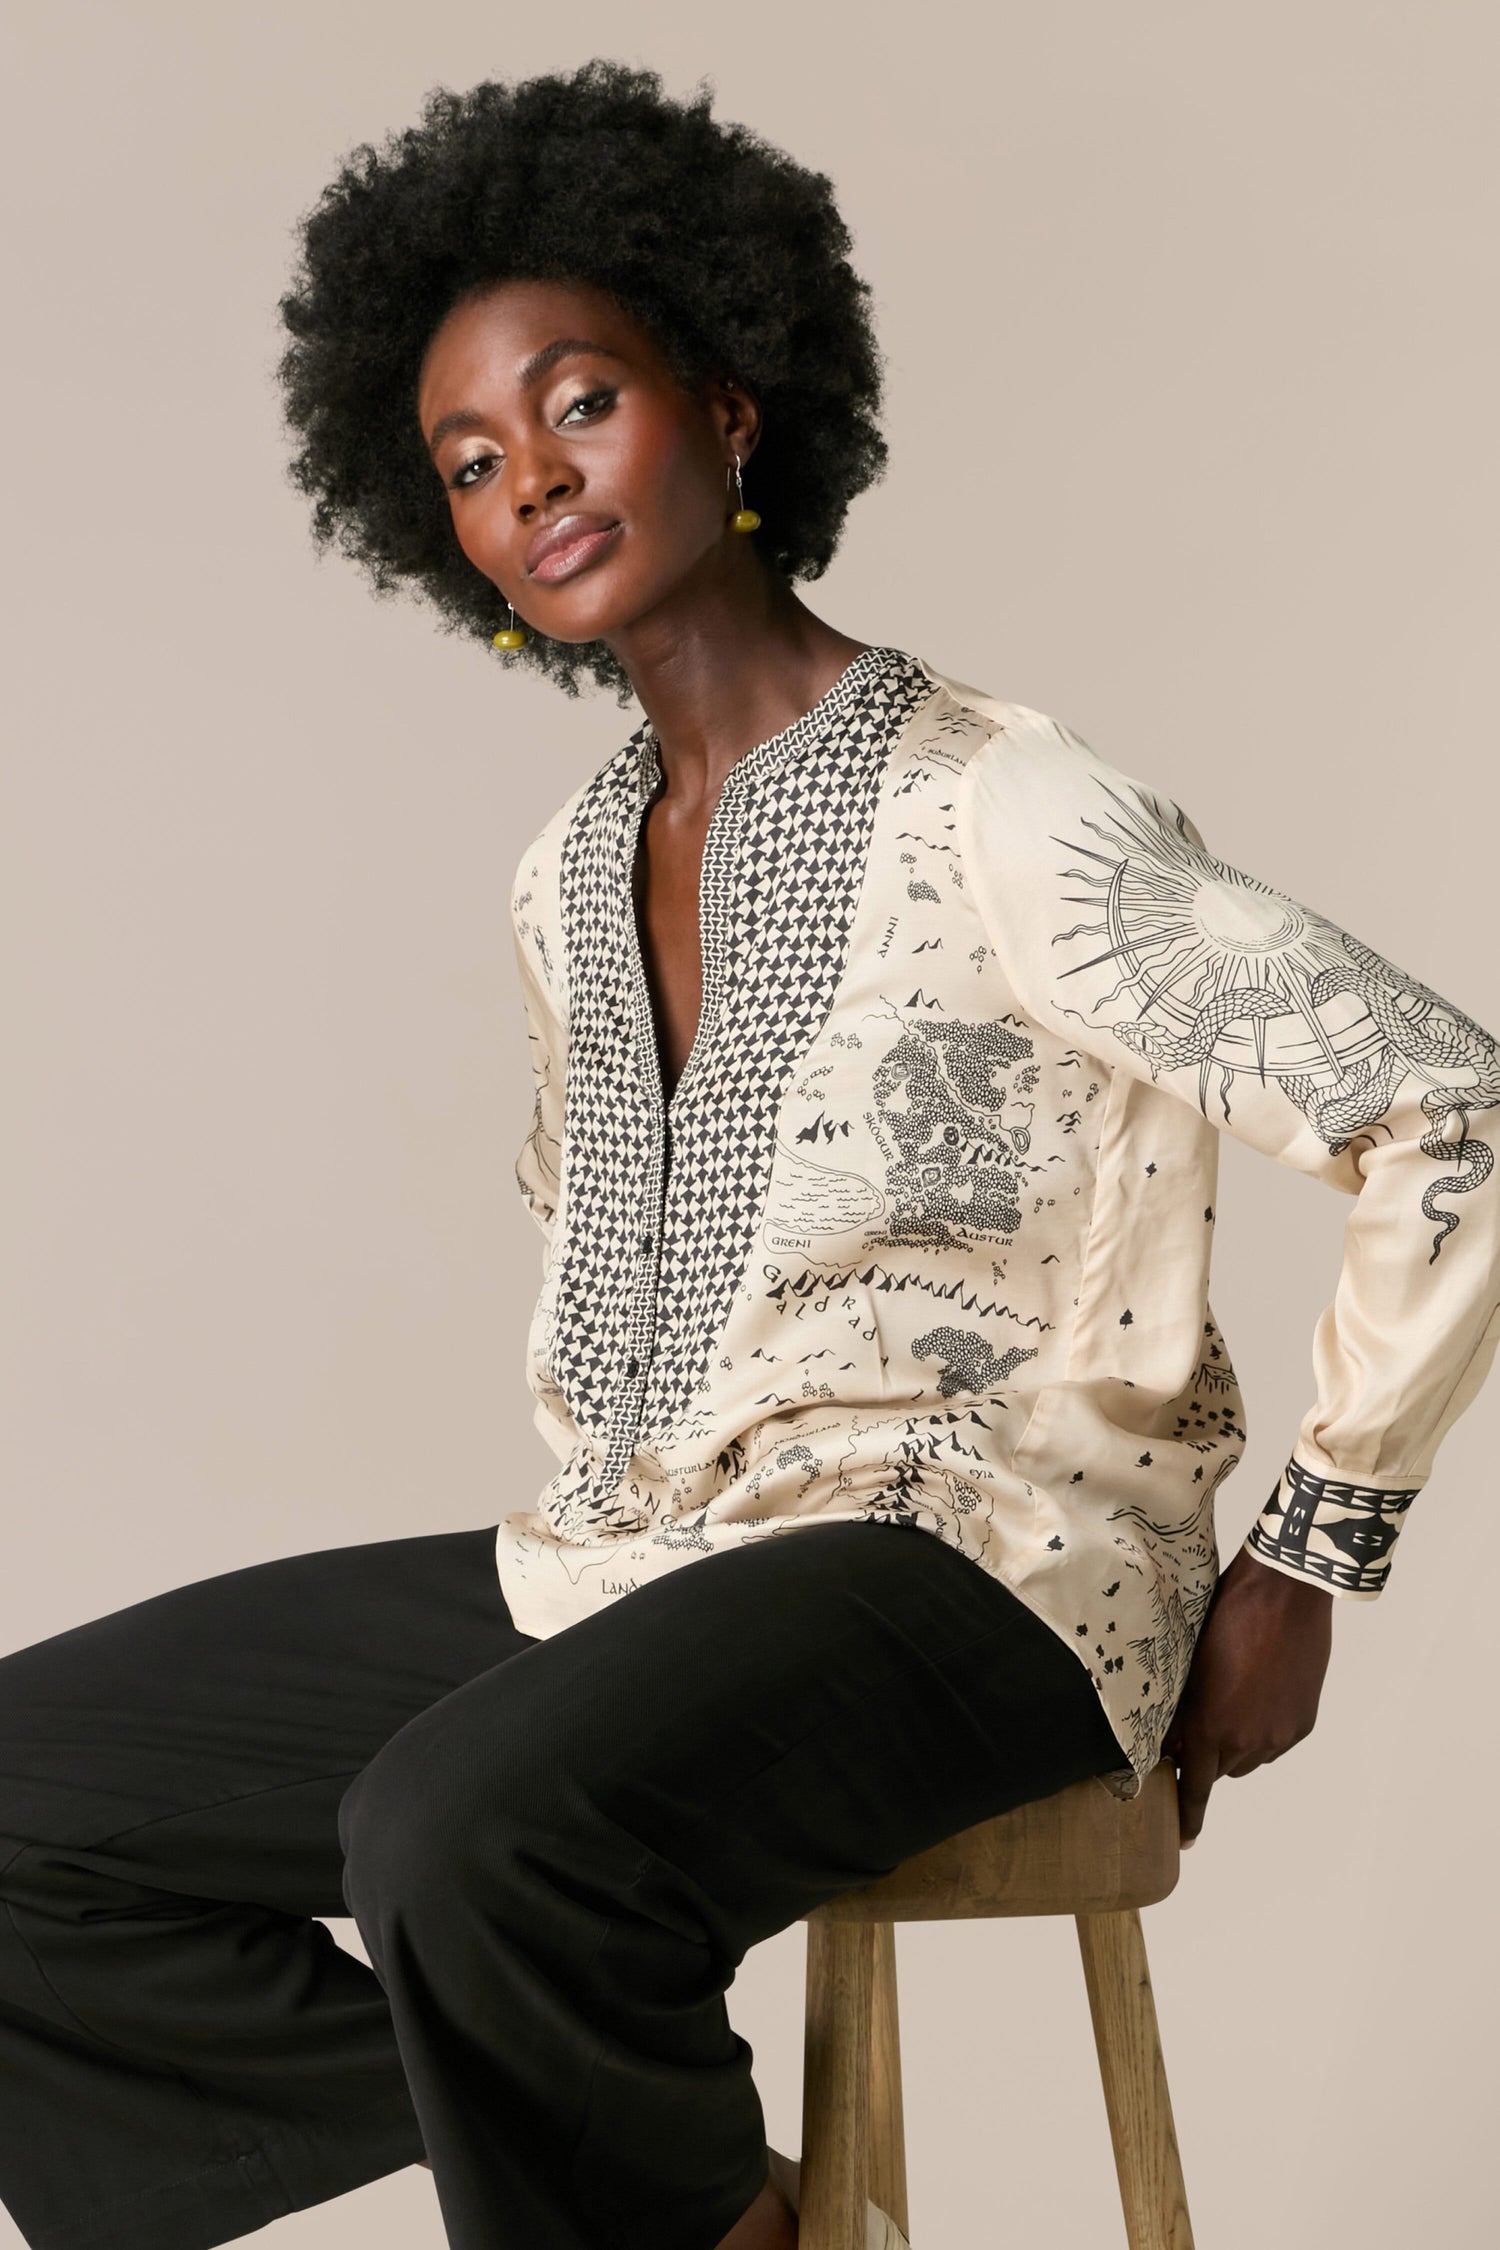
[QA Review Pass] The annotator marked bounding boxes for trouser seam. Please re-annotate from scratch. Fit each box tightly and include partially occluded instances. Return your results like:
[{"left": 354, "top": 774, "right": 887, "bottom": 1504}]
[
  {"left": 28, "top": 2086, "right": 423, "bottom": 2246},
  {"left": 51, "top": 1764, "right": 376, "bottom": 1859},
  {"left": 0, "top": 1768, "right": 371, "bottom": 2058},
  {"left": 33, "top": 2148, "right": 272, "bottom": 2244},
  {"left": 4, "top": 1878, "right": 144, "bottom": 2054},
  {"left": 556, "top": 1905, "right": 630, "bottom": 2176},
  {"left": 3, "top": 1864, "right": 333, "bottom": 2220}
]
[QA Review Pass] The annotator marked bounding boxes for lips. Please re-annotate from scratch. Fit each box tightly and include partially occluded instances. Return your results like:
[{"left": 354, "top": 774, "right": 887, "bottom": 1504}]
[{"left": 524, "top": 513, "right": 623, "bottom": 583}]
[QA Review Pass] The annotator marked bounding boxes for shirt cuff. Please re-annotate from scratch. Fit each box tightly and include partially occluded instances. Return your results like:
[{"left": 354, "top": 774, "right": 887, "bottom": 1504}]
[{"left": 1242, "top": 1454, "right": 1423, "bottom": 1599}]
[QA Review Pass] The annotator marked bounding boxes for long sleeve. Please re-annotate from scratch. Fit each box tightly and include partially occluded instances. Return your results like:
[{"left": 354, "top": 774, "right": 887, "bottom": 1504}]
[
  {"left": 956, "top": 702, "right": 1500, "bottom": 1599},
  {"left": 509, "top": 852, "right": 569, "bottom": 1250}
]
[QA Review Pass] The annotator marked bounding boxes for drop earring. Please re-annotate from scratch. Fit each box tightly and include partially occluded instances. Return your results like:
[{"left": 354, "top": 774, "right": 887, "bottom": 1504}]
[
  {"left": 493, "top": 600, "right": 529, "bottom": 651},
  {"left": 727, "top": 454, "right": 760, "bottom": 533}
]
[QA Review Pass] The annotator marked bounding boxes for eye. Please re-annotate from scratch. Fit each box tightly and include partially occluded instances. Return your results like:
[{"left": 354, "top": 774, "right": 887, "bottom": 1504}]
[
  {"left": 443, "top": 389, "right": 611, "bottom": 490},
  {"left": 559, "top": 386, "right": 615, "bottom": 424},
  {"left": 449, "top": 453, "right": 500, "bottom": 491}
]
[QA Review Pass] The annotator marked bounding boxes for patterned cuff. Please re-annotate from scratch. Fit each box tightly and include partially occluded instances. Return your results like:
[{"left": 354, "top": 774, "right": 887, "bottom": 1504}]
[{"left": 1243, "top": 1456, "right": 1421, "bottom": 1599}]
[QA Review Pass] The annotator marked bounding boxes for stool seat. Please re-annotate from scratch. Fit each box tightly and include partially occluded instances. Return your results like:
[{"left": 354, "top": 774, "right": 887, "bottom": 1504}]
[
  {"left": 794, "top": 1759, "right": 1193, "bottom": 2250},
  {"left": 807, "top": 1756, "right": 1180, "bottom": 1922}
]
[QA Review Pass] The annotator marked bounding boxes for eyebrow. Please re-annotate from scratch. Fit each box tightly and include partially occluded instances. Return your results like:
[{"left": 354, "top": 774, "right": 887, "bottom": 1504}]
[{"left": 425, "top": 339, "right": 627, "bottom": 456}]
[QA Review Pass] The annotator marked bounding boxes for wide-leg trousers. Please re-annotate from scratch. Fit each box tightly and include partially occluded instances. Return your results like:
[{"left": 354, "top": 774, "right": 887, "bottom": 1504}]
[{"left": 0, "top": 1515, "right": 1127, "bottom": 2250}]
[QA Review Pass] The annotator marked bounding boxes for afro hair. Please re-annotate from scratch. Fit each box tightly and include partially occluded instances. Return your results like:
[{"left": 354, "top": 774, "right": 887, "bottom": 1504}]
[{"left": 275, "top": 59, "right": 888, "bottom": 700}]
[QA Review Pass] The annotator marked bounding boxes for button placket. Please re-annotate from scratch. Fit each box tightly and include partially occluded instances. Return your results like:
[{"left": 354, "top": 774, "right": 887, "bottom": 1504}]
[
  {"left": 607, "top": 771, "right": 675, "bottom": 1480},
  {"left": 611, "top": 723, "right": 754, "bottom": 1468}
]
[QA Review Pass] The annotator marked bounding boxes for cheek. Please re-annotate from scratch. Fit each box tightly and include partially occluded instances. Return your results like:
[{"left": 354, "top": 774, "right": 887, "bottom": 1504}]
[
  {"left": 443, "top": 491, "right": 506, "bottom": 583},
  {"left": 449, "top": 508, "right": 488, "bottom": 575},
  {"left": 612, "top": 410, "right": 722, "bottom": 555}
]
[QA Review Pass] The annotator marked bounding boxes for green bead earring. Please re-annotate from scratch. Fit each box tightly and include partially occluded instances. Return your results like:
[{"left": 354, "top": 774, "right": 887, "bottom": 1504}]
[
  {"left": 493, "top": 600, "right": 529, "bottom": 651},
  {"left": 728, "top": 454, "right": 760, "bottom": 534}
]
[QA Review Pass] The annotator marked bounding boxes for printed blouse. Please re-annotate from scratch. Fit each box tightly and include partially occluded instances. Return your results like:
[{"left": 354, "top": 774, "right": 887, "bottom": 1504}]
[{"left": 497, "top": 644, "right": 1500, "bottom": 1797}]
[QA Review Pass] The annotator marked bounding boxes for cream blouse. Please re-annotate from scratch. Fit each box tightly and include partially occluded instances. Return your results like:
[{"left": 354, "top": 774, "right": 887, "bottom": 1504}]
[{"left": 497, "top": 644, "right": 1500, "bottom": 1798}]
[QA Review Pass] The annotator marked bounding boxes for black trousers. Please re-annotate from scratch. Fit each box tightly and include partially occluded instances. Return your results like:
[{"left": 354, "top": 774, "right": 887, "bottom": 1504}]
[{"left": 0, "top": 1516, "right": 1125, "bottom": 2250}]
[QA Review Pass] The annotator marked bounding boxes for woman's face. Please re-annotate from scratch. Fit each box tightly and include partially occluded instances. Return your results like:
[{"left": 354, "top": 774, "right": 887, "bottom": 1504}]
[{"left": 416, "top": 277, "right": 759, "bottom": 646}]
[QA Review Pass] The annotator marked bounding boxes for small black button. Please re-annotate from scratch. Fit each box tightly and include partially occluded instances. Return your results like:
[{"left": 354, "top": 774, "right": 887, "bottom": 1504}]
[
  {"left": 626, "top": 1356, "right": 640, "bottom": 1379},
  {"left": 640, "top": 1232, "right": 654, "bottom": 1253}
]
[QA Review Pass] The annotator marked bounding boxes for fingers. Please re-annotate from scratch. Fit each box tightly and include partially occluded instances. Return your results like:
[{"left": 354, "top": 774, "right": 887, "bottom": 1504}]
[
  {"left": 1174, "top": 1743, "right": 1220, "bottom": 1849},
  {"left": 1172, "top": 1731, "right": 1313, "bottom": 1849}
]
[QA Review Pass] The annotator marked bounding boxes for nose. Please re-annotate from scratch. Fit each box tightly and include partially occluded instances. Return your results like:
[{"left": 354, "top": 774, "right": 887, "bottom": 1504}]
[
  {"left": 514, "top": 476, "right": 574, "bottom": 521},
  {"left": 510, "top": 443, "right": 578, "bottom": 521}
]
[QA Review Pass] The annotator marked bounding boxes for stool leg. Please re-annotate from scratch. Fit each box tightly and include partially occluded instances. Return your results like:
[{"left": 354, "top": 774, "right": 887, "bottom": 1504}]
[
  {"left": 868, "top": 1920, "right": 910, "bottom": 2235},
  {"left": 801, "top": 1919, "right": 874, "bottom": 2250},
  {"left": 1075, "top": 1909, "right": 1194, "bottom": 2250}
]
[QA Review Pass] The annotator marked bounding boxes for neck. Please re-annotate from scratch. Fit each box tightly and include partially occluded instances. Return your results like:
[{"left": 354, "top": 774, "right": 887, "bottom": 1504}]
[{"left": 604, "top": 551, "right": 873, "bottom": 809}]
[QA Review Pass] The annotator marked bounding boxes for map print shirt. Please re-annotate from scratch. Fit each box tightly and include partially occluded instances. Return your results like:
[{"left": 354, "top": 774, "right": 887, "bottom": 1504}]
[{"left": 499, "top": 644, "right": 1500, "bottom": 1797}]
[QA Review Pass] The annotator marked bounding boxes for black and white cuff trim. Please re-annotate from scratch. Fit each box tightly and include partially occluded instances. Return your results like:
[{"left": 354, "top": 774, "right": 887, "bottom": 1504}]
[{"left": 1245, "top": 1456, "right": 1420, "bottom": 1598}]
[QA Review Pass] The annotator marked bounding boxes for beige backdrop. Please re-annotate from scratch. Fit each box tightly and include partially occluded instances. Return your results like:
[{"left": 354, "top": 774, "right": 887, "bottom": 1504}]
[{"left": 4, "top": 3, "right": 1497, "bottom": 2245}]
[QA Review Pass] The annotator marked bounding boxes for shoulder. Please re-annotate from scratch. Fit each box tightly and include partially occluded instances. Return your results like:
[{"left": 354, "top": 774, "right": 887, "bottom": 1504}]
[
  {"left": 507, "top": 753, "right": 619, "bottom": 1023},
  {"left": 916, "top": 662, "right": 1095, "bottom": 800},
  {"left": 510, "top": 776, "right": 584, "bottom": 910},
  {"left": 922, "top": 664, "right": 1199, "bottom": 845},
  {"left": 920, "top": 662, "right": 1101, "bottom": 788},
  {"left": 508, "top": 730, "right": 641, "bottom": 921},
  {"left": 916, "top": 661, "right": 1044, "bottom": 737},
  {"left": 923, "top": 670, "right": 1208, "bottom": 1005}
]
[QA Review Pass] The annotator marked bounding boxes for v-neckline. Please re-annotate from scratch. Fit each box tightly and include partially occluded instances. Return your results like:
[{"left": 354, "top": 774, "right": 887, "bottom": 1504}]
[
  {"left": 627, "top": 772, "right": 692, "bottom": 1111},
  {"left": 622, "top": 645, "right": 905, "bottom": 1124},
  {"left": 626, "top": 755, "right": 733, "bottom": 1122}
]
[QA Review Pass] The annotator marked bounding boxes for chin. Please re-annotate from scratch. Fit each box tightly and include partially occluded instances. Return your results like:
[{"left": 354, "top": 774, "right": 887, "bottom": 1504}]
[
  {"left": 521, "top": 585, "right": 629, "bottom": 648},
  {"left": 530, "top": 612, "right": 619, "bottom": 646},
  {"left": 526, "top": 586, "right": 646, "bottom": 647}
]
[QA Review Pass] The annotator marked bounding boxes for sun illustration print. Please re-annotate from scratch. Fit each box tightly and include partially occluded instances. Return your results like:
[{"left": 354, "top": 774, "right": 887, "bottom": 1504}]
[{"left": 1047, "top": 773, "right": 1500, "bottom": 1260}]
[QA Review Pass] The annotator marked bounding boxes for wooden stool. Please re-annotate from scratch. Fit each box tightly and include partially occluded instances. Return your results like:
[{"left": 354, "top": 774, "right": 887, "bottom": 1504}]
[{"left": 795, "top": 1757, "right": 1191, "bottom": 2249}]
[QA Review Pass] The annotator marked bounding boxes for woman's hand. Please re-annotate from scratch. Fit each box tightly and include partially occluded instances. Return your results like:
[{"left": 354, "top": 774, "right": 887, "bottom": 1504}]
[{"left": 1162, "top": 1544, "right": 1334, "bottom": 1848}]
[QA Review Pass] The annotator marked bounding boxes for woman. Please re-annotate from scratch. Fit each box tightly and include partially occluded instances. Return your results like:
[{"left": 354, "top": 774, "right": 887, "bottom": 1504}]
[{"left": 3, "top": 58, "right": 1497, "bottom": 2250}]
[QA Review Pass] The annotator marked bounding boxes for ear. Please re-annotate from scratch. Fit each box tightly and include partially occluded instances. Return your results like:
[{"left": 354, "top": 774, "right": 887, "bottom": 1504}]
[{"left": 703, "top": 373, "right": 762, "bottom": 466}]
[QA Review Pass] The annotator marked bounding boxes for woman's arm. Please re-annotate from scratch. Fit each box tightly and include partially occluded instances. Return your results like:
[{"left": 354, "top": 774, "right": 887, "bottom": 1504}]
[{"left": 958, "top": 703, "right": 1500, "bottom": 1840}]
